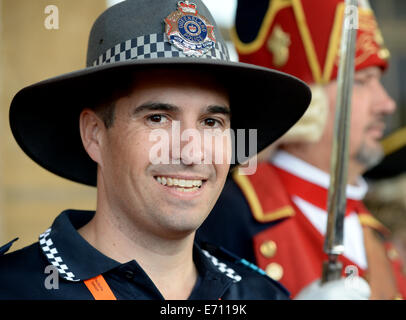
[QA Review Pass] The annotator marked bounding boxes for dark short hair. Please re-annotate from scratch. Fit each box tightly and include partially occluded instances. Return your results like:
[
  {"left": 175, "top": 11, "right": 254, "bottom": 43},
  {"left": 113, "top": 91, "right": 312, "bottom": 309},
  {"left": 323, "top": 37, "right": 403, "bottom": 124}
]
[
  {"left": 90, "top": 76, "right": 135, "bottom": 129},
  {"left": 92, "top": 99, "right": 116, "bottom": 129}
]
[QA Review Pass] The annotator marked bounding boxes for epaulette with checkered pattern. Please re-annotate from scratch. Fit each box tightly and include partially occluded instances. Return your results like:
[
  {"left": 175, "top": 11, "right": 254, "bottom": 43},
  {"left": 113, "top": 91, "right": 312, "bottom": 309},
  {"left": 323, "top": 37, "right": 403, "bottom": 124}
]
[
  {"left": 201, "top": 248, "right": 243, "bottom": 283},
  {"left": 200, "top": 242, "right": 267, "bottom": 277},
  {"left": 200, "top": 242, "right": 290, "bottom": 297}
]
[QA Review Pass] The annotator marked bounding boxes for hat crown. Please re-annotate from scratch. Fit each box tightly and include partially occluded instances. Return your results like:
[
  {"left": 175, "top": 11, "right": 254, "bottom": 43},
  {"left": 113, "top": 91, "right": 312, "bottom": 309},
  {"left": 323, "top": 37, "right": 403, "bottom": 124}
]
[{"left": 87, "top": 0, "right": 227, "bottom": 66}]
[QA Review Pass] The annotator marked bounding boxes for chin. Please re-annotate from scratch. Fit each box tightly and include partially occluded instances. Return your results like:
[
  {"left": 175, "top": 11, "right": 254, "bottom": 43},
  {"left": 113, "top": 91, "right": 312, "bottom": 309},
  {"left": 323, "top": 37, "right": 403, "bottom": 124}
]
[
  {"left": 156, "top": 211, "right": 208, "bottom": 237},
  {"left": 159, "top": 224, "right": 200, "bottom": 240},
  {"left": 355, "top": 142, "right": 384, "bottom": 170}
]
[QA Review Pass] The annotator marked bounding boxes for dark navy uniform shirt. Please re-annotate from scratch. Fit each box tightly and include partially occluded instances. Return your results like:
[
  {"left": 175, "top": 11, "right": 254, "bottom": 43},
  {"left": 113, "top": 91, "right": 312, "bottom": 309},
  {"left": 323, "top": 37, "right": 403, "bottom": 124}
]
[{"left": 0, "top": 210, "right": 289, "bottom": 300}]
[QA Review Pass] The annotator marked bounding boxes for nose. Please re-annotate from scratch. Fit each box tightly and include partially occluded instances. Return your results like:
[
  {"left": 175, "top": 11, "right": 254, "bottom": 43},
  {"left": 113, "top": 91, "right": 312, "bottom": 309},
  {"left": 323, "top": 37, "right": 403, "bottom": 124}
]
[
  {"left": 374, "top": 80, "right": 396, "bottom": 115},
  {"left": 170, "top": 120, "right": 205, "bottom": 166},
  {"left": 180, "top": 129, "right": 205, "bottom": 165}
]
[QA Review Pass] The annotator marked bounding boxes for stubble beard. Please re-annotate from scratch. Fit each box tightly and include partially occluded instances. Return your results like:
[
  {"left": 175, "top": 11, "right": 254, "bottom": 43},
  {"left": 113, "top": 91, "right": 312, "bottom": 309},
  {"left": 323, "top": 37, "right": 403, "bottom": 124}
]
[{"left": 355, "top": 140, "right": 385, "bottom": 171}]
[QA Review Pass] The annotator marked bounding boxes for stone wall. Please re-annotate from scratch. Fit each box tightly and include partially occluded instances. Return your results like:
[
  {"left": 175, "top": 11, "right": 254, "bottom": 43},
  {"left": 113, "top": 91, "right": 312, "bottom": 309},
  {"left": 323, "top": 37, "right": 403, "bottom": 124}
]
[{"left": 0, "top": 0, "right": 106, "bottom": 250}]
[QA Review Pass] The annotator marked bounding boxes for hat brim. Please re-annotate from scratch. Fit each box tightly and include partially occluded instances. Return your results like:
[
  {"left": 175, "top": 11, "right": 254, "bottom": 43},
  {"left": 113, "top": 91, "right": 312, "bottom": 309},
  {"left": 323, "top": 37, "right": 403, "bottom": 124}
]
[
  {"left": 10, "top": 58, "right": 311, "bottom": 186},
  {"left": 364, "top": 146, "right": 406, "bottom": 180}
]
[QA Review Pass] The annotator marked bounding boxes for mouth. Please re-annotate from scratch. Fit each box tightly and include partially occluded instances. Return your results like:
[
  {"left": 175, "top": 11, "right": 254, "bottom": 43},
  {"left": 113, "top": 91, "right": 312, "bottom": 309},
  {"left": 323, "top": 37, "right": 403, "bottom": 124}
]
[
  {"left": 366, "top": 122, "right": 386, "bottom": 140},
  {"left": 153, "top": 176, "right": 206, "bottom": 193}
]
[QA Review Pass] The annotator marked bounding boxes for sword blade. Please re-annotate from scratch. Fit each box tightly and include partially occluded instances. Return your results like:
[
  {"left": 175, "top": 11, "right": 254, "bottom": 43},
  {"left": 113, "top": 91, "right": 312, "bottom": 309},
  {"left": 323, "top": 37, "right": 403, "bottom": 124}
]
[{"left": 322, "top": 0, "right": 358, "bottom": 283}]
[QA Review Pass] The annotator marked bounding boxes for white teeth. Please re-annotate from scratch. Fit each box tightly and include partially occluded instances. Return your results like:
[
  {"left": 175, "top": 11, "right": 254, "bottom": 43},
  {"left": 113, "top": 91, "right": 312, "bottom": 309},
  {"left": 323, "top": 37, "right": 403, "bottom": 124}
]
[
  {"left": 167, "top": 178, "right": 173, "bottom": 186},
  {"left": 155, "top": 176, "right": 203, "bottom": 189},
  {"left": 176, "top": 187, "right": 199, "bottom": 193}
]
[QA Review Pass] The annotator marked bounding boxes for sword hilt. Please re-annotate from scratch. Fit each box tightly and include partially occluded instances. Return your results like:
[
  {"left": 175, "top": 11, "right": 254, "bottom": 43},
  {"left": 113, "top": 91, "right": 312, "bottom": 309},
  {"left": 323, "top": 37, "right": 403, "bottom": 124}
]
[{"left": 321, "top": 254, "right": 343, "bottom": 284}]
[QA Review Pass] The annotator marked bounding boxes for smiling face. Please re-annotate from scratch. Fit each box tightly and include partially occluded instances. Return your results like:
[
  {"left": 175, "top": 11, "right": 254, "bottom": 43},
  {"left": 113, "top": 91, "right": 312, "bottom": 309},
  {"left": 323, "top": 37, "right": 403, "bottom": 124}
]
[
  {"left": 80, "top": 69, "right": 231, "bottom": 240},
  {"left": 323, "top": 66, "right": 396, "bottom": 171}
]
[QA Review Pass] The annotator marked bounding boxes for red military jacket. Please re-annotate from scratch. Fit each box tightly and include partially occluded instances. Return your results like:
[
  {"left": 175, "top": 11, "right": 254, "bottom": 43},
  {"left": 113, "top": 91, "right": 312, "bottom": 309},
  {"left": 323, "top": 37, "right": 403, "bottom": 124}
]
[{"left": 233, "top": 156, "right": 406, "bottom": 299}]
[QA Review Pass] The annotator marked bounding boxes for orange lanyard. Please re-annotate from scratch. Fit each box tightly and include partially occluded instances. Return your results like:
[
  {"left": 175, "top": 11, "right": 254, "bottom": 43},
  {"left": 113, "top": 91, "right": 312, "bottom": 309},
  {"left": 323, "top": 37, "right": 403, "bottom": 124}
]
[
  {"left": 84, "top": 274, "right": 223, "bottom": 300},
  {"left": 84, "top": 274, "right": 117, "bottom": 300}
]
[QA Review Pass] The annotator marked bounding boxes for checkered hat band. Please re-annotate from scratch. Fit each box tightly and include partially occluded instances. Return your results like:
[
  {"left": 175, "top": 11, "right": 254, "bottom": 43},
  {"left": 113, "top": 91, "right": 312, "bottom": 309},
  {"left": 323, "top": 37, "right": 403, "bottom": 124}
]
[{"left": 92, "top": 33, "right": 230, "bottom": 66}]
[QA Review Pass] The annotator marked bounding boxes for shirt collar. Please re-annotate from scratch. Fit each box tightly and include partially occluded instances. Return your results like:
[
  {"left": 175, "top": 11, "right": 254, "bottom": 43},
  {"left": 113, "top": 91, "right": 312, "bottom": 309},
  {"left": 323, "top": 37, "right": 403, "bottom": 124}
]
[
  {"left": 189, "top": 245, "right": 236, "bottom": 299},
  {"left": 39, "top": 209, "right": 239, "bottom": 298},
  {"left": 39, "top": 210, "right": 120, "bottom": 282},
  {"left": 271, "top": 150, "right": 368, "bottom": 200}
]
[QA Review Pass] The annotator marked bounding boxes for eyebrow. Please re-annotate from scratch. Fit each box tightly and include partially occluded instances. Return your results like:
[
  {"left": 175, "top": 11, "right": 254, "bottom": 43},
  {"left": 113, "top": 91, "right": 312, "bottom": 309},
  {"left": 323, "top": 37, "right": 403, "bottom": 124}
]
[
  {"left": 356, "top": 68, "right": 382, "bottom": 79},
  {"left": 132, "top": 102, "right": 231, "bottom": 117},
  {"left": 132, "top": 102, "right": 180, "bottom": 116},
  {"left": 206, "top": 105, "right": 231, "bottom": 118}
]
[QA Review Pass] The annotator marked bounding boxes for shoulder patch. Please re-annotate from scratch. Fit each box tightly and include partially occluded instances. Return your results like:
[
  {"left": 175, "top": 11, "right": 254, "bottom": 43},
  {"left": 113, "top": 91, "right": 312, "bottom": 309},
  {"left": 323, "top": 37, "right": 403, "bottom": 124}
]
[{"left": 0, "top": 238, "right": 19, "bottom": 256}]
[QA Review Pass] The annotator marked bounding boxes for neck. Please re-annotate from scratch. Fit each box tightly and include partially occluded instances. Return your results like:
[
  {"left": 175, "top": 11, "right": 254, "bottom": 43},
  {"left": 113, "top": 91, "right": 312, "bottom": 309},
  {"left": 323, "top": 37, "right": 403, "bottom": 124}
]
[
  {"left": 281, "top": 144, "right": 363, "bottom": 186},
  {"left": 78, "top": 189, "right": 198, "bottom": 299}
]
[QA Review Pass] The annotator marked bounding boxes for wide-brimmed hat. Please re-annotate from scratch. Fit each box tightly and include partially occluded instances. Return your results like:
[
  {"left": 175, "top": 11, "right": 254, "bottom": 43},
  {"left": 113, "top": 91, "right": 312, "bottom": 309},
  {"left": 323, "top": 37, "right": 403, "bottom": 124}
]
[{"left": 9, "top": 0, "right": 311, "bottom": 187}]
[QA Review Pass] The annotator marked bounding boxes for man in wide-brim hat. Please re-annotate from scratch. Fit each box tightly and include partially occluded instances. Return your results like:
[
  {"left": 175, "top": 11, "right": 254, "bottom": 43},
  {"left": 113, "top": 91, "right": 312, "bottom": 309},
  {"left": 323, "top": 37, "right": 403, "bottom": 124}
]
[{"left": 0, "top": 0, "right": 310, "bottom": 299}]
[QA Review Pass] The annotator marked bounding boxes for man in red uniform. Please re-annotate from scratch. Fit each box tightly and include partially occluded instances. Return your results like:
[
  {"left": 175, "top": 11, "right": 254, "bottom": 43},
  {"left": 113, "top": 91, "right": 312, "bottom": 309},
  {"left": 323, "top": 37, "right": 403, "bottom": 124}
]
[{"left": 197, "top": 0, "right": 406, "bottom": 299}]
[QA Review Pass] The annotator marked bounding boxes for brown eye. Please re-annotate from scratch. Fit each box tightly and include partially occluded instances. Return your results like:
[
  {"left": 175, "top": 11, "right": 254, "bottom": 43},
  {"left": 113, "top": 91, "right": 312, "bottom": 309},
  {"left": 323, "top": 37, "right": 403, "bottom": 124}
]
[
  {"left": 148, "top": 114, "right": 168, "bottom": 124},
  {"left": 204, "top": 118, "right": 219, "bottom": 127}
]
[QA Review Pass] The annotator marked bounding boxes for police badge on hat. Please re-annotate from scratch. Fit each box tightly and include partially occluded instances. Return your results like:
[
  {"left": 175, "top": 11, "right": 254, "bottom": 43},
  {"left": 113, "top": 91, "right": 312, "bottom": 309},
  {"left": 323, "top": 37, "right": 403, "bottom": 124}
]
[{"left": 165, "top": 1, "right": 216, "bottom": 57}]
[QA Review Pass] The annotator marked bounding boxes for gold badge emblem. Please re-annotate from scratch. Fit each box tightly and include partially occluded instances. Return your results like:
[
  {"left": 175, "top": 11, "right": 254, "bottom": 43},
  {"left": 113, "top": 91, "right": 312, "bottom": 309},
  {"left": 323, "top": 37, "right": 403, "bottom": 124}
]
[{"left": 267, "top": 24, "right": 291, "bottom": 67}]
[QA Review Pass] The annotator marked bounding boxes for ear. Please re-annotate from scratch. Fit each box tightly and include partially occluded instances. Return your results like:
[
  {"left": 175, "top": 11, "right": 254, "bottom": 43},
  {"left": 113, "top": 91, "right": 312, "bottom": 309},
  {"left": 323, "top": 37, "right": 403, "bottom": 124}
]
[{"left": 79, "top": 108, "right": 105, "bottom": 166}]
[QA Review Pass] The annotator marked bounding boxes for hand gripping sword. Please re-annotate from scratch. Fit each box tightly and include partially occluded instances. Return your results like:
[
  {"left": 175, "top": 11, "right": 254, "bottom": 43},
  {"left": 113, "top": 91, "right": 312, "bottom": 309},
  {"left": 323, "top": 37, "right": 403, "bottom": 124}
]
[{"left": 321, "top": 0, "right": 358, "bottom": 283}]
